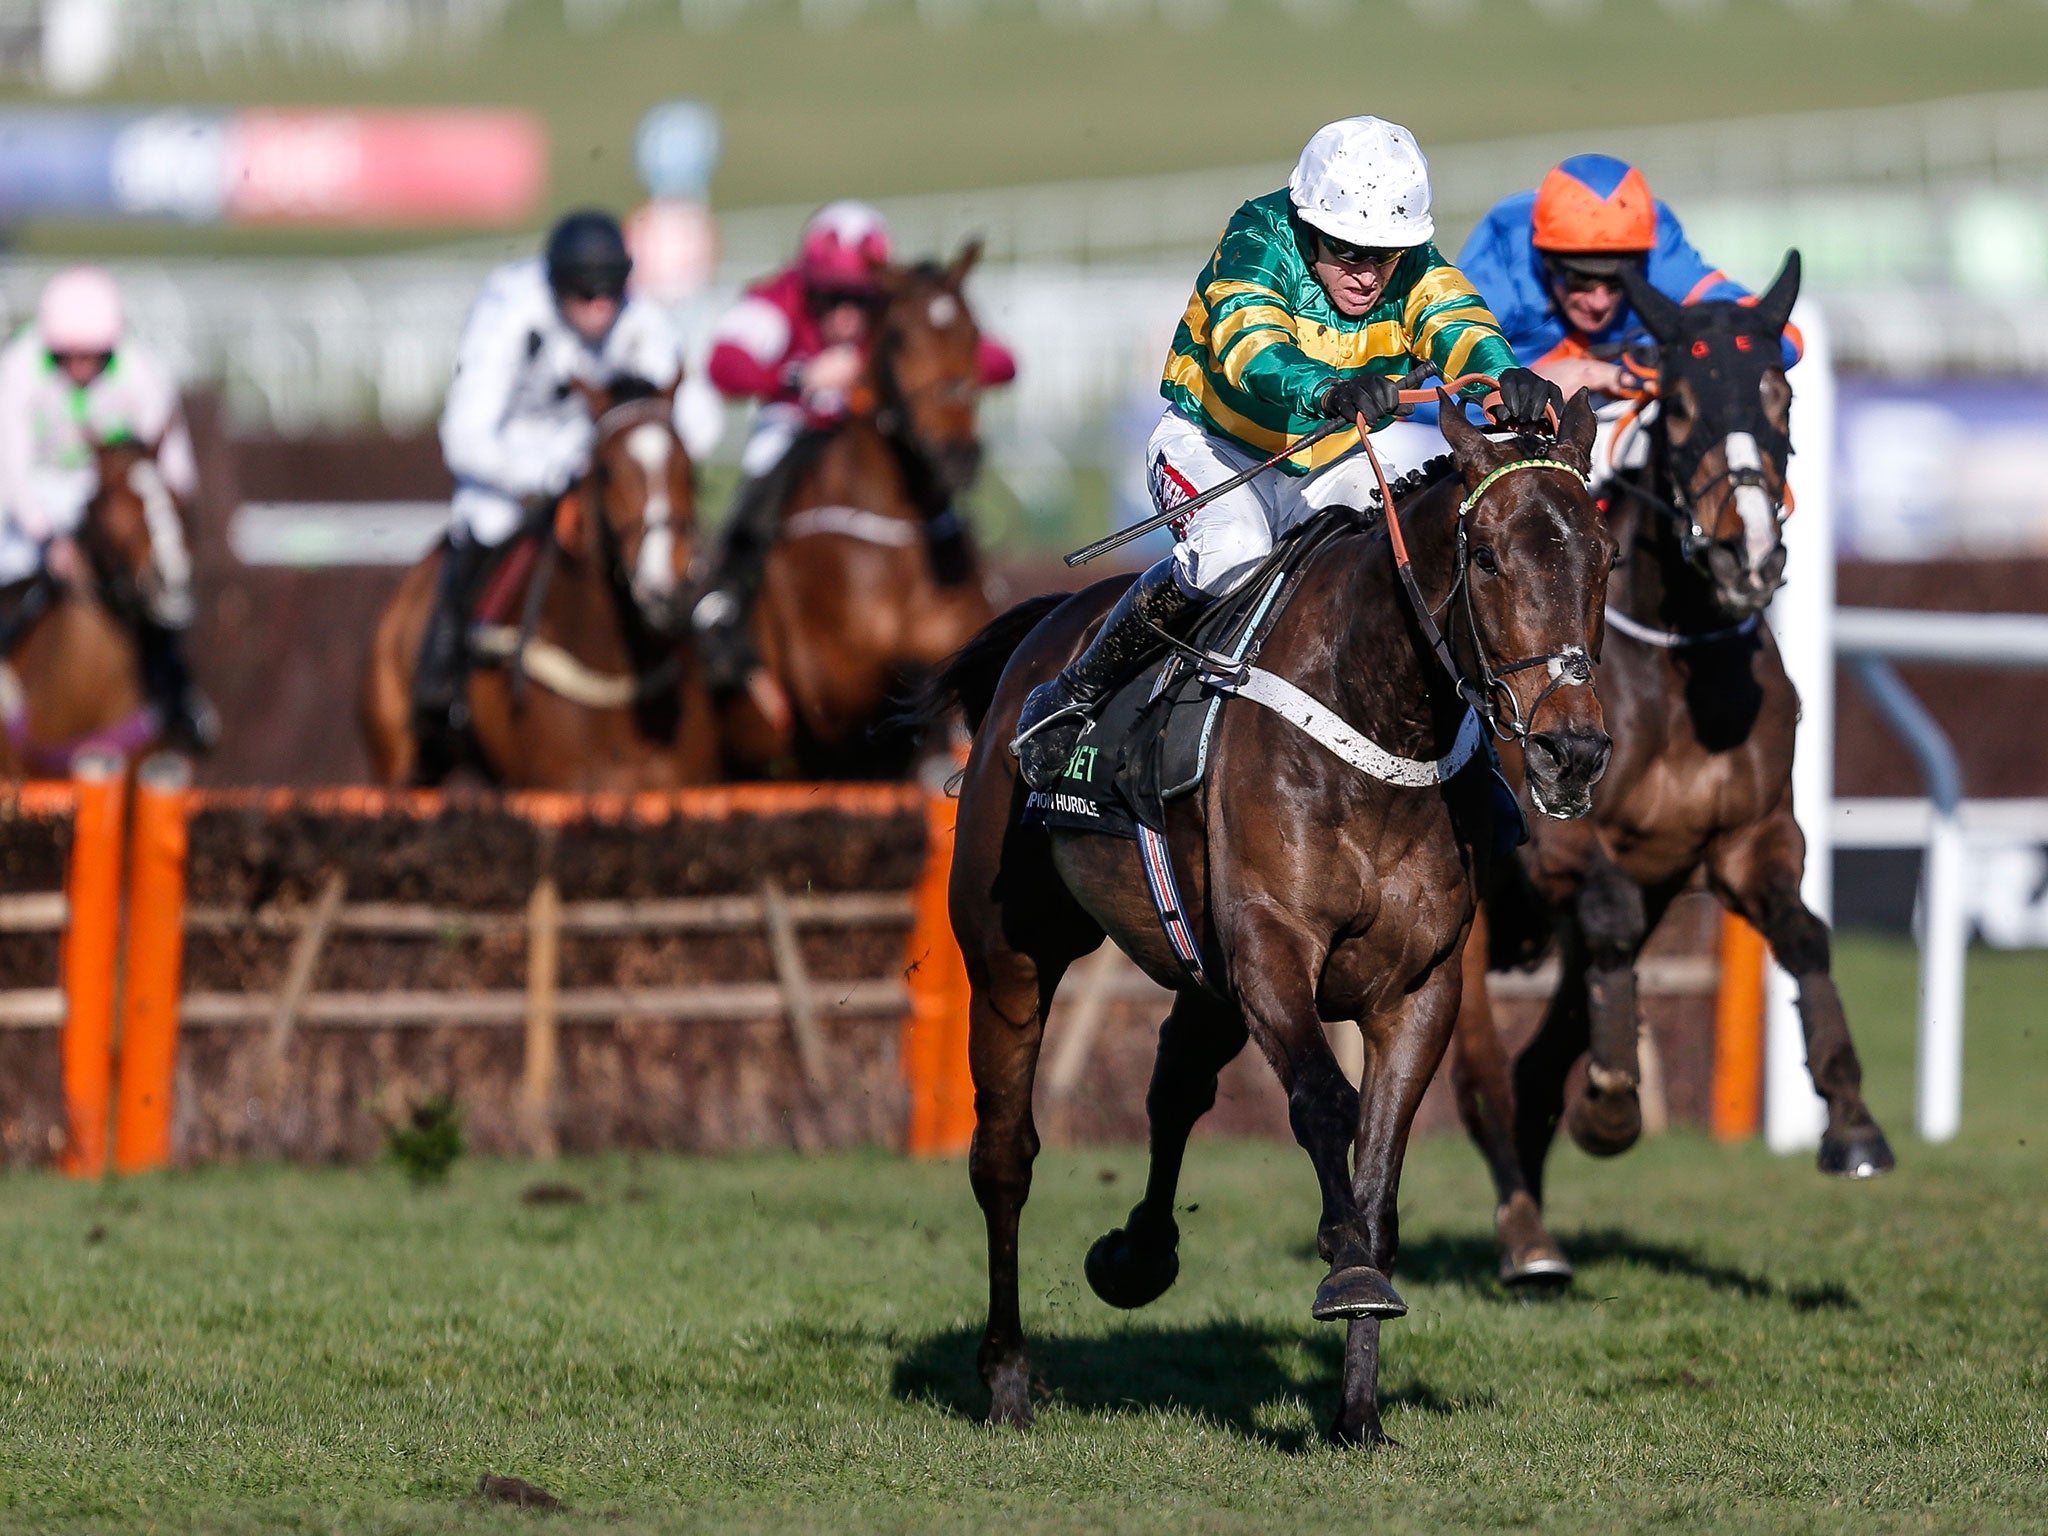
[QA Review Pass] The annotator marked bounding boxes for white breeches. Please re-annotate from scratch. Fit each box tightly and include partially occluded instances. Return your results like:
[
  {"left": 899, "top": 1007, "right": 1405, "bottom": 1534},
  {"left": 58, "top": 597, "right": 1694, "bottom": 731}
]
[{"left": 1145, "top": 406, "right": 1446, "bottom": 599}]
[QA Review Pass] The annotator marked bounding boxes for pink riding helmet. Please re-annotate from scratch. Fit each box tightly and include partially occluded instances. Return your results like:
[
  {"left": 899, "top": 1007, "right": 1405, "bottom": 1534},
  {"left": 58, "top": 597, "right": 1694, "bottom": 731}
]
[
  {"left": 799, "top": 201, "right": 893, "bottom": 296},
  {"left": 38, "top": 266, "right": 125, "bottom": 355}
]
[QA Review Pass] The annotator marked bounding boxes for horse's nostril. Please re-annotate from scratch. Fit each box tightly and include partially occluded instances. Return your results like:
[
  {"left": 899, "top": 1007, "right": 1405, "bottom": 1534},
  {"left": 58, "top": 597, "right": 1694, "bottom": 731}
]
[{"left": 1527, "top": 730, "right": 1610, "bottom": 784}]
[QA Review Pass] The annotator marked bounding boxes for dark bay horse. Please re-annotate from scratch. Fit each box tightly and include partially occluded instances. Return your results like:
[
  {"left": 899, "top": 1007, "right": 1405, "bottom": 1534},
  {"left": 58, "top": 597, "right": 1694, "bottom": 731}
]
[
  {"left": 718, "top": 245, "right": 997, "bottom": 779},
  {"left": 0, "top": 436, "right": 191, "bottom": 778},
  {"left": 362, "top": 380, "right": 717, "bottom": 789},
  {"left": 1448, "top": 253, "right": 1896, "bottom": 1289},
  {"left": 939, "top": 394, "right": 1612, "bottom": 1444}
]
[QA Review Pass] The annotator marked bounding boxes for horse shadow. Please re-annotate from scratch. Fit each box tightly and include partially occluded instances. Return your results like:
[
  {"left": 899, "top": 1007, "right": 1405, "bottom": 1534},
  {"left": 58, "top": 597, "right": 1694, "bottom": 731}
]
[
  {"left": 891, "top": 1321, "right": 1494, "bottom": 1451},
  {"left": 1384, "top": 1227, "right": 1857, "bottom": 1310}
]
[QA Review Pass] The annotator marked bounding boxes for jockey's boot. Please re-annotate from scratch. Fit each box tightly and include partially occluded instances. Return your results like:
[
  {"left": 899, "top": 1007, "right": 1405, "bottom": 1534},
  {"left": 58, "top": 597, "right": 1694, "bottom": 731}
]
[
  {"left": 691, "top": 466, "right": 789, "bottom": 693},
  {"left": 1011, "top": 559, "right": 1200, "bottom": 792},
  {"left": 137, "top": 620, "right": 219, "bottom": 756},
  {"left": 411, "top": 536, "right": 486, "bottom": 774}
]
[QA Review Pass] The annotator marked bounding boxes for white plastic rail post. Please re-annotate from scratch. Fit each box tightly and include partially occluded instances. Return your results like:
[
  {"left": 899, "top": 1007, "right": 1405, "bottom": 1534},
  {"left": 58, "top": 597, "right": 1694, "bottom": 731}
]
[
  {"left": 1764, "top": 298, "right": 1832, "bottom": 1154},
  {"left": 1918, "top": 806, "right": 1968, "bottom": 1142}
]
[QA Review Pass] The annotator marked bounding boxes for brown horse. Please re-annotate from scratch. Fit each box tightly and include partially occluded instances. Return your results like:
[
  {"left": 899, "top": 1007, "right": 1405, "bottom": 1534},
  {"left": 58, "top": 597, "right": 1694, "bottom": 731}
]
[
  {"left": 718, "top": 246, "right": 997, "bottom": 779},
  {"left": 362, "top": 380, "right": 717, "bottom": 789},
  {"left": 937, "top": 395, "right": 1611, "bottom": 1444},
  {"left": 1447, "top": 254, "right": 1896, "bottom": 1290},
  {"left": 0, "top": 436, "right": 191, "bottom": 778}
]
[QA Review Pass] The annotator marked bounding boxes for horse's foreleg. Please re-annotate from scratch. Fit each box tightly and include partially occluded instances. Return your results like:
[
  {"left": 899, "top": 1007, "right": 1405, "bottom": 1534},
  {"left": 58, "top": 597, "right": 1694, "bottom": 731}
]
[
  {"left": 1333, "top": 957, "right": 1463, "bottom": 1447},
  {"left": 1085, "top": 987, "right": 1247, "bottom": 1310},
  {"left": 1510, "top": 926, "right": 1590, "bottom": 1210},
  {"left": 968, "top": 945, "right": 1063, "bottom": 1430},
  {"left": 1450, "top": 910, "right": 1571, "bottom": 1287},
  {"left": 1709, "top": 804, "right": 1895, "bottom": 1179},
  {"left": 1232, "top": 915, "right": 1366, "bottom": 1291},
  {"left": 1563, "top": 854, "right": 1651, "bottom": 1158}
]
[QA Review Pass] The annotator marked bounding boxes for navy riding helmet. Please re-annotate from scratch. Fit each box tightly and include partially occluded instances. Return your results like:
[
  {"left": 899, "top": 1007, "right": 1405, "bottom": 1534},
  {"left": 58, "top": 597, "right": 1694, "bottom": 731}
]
[{"left": 545, "top": 210, "right": 633, "bottom": 300}]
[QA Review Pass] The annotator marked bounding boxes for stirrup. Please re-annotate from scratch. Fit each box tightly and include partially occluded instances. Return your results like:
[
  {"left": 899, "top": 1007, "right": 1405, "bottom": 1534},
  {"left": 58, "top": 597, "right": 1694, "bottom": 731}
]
[{"left": 1007, "top": 697, "right": 1092, "bottom": 760}]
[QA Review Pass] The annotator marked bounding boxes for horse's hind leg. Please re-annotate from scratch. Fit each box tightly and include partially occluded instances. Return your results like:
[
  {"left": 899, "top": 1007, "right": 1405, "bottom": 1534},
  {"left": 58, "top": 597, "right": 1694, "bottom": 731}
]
[
  {"left": 1334, "top": 958, "right": 1464, "bottom": 1447},
  {"left": 1709, "top": 802, "right": 1895, "bottom": 1178},
  {"left": 1450, "top": 910, "right": 1570, "bottom": 1288},
  {"left": 1085, "top": 987, "right": 1247, "bottom": 1310}
]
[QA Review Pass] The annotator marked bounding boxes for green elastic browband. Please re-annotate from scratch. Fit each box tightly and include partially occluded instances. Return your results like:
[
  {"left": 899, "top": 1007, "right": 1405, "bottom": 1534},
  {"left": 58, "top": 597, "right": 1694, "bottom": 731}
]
[{"left": 1458, "top": 458, "right": 1587, "bottom": 517}]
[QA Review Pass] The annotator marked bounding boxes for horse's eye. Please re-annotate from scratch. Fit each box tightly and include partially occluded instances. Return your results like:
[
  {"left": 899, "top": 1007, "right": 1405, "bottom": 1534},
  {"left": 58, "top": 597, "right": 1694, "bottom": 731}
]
[{"left": 1472, "top": 545, "right": 1499, "bottom": 575}]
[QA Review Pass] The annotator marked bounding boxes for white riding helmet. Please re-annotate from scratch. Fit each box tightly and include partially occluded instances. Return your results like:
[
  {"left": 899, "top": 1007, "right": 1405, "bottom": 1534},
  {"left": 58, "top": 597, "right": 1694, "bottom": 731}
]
[
  {"left": 1288, "top": 117, "right": 1435, "bottom": 250},
  {"left": 37, "top": 265, "right": 125, "bottom": 355}
]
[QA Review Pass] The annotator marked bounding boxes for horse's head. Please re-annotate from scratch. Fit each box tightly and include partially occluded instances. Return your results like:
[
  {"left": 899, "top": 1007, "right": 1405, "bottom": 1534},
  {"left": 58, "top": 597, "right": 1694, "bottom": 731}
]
[
  {"left": 572, "top": 376, "right": 695, "bottom": 636},
  {"left": 1439, "top": 389, "right": 1613, "bottom": 819},
  {"left": 81, "top": 434, "right": 193, "bottom": 628},
  {"left": 1622, "top": 251, "right": 1800, "bottom": 619},
  {"left": 868, "top": 241, "right": 988, "bottom": 498}
]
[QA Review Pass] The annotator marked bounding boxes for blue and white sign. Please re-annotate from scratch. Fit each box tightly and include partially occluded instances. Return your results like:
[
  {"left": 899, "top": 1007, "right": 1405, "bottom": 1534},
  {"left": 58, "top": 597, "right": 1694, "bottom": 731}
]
[{"left": 634, "top": 100, "right": 721, "bottom": 201}]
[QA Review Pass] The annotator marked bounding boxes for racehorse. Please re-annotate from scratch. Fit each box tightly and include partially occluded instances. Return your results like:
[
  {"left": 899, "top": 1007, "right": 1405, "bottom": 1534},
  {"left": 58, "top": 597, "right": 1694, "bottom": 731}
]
[
  {"left": 0, "top": 435, "right": 191, "bottom": 778},
  {"left": 937, "top": 392, "right": 1611, "bottom": 1444},
  {"left": 361, "top": 379, "right": 717, "bottom": 789},
  {"left": 1445, "top": 253, "right": 1897, "bottom": 1290},
  {"left": 718, "top": 244, "right": 997, "bottom": 779}
]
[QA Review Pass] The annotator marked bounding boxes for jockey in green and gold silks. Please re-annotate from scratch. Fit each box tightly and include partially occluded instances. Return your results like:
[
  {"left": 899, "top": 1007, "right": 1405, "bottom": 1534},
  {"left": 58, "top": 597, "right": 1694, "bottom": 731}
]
[
  {"left": 1012, "top": 115, "right": 1562, "bottom": 792},
  {"left": 1162, "top": 189, "right": 1518, "bottom": 477}
]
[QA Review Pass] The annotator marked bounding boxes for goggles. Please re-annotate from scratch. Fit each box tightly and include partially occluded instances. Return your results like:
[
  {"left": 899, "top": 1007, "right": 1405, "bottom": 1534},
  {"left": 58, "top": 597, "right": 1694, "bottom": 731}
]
[{"left": 1315, "top": 234, "right": 1407, "bottom": 269}]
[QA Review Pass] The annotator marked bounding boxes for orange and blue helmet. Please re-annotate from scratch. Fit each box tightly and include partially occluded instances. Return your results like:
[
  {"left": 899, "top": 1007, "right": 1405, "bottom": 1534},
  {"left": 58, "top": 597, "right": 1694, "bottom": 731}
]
[{"left": 1531, "top": 154, "right": 1657, "bottom": 256}]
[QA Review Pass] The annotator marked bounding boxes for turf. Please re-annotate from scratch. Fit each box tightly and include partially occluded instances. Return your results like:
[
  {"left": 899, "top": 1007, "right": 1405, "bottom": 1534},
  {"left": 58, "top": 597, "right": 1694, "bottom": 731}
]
[
  {"left": 31, "top": 0, "right": 2048, "bottom": 258},
  {"left": 2, "top": 933, "right": 2043, "bottom": 1534}
]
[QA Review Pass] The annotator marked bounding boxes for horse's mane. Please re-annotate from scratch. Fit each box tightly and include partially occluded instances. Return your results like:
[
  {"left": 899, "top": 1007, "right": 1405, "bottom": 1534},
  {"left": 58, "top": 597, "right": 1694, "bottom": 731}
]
[{"left": 604, "top": 374, "right": 665, "bottom": 404}]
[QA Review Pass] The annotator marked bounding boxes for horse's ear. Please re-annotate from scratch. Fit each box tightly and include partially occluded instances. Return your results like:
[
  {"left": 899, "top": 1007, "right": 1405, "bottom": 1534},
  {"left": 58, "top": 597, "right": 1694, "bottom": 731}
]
[
  {"left": 947, "top": 238, "right": 983, "bottom": 288},
  {"left": 1752, "top": 248, "right": 1801, "bottom": 337},
  {"left": 1620, "top": 262, "right": 1685, "bottom": 343},
  {"left": 1554, "top": 388, "right": 1597, "bottom": 474},
  {"left": 1436, "top": 388, "right": 1513, "bottom": 480}
]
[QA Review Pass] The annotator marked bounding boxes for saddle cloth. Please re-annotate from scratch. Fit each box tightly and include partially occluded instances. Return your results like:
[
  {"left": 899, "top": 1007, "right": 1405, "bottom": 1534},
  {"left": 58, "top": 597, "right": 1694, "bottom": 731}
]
[{"left": 1020, "top": 507, "right": 1359, "bottom": 841}]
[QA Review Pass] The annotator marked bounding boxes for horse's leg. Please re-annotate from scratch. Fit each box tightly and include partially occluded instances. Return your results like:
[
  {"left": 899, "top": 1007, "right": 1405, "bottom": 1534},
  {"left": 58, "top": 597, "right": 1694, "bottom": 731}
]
[
  {"left": 1085, "top": 987, "right": 1248, "bottom": 1309},
  {"left": 1451, "top": 907, "right": 1571, "bottom": 1287},
  {"left": 1333, "top": 958, "right": 1463, "bottom": 1447},
  {"left": 1232, "top": 914, "right": 1382, "bottom": 1318},
  {"left": 1509, "top": 923, "right": 1591, "bottom": 1211},
  {"left": 1708, "top": 800, "right": 1895, "bottom": 1178},
  {"left": 1563, "top": 852, "right": 1652, "bottom": 1158}
]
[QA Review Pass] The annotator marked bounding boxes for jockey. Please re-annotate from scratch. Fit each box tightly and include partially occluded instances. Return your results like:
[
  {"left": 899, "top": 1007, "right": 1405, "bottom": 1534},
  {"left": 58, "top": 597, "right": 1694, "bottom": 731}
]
[
  {"left": 1457, "top": 153, "right": 1802, "bottom": 406},
  {"left": 1013, "top": 116, "right": 1561, "bottom": 791},
  {"left": 0, "top": 265, "right": 215, "bottom": 752},
  {"left": 693, "top": 200, "right": 1017, "bottom": 690},
  {"left": 424, "top": 208, "right": 683, "bottom": 757}
]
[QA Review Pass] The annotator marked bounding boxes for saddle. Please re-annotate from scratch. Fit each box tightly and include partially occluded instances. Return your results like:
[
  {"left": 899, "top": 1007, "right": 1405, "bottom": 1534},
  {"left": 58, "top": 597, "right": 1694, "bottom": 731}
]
[{"left": 1020, "top": 505, "right": 1365, "bottom": 841}]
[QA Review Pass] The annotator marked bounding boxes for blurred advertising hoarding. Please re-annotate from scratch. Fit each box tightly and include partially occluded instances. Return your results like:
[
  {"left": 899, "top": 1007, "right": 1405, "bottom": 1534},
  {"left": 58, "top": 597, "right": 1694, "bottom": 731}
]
[
  {"left": 1836, "top": 379, "right": 2048, "bottom": 561},
  {"left": 0, "top": 108, "right": 545, "bottom": 226}
]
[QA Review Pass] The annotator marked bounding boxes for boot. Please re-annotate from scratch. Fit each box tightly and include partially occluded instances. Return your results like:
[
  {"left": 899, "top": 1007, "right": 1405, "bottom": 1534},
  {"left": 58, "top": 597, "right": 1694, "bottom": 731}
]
[
  {"left": 692, "top": 457, "right": 802, "bottom": 693},
  {"left": 137, "top": 619, "right": 219, "bottom": 755},
  {"left": 412, "top": 536, "right": 486, "bottom": 772},
  {"left": 1011, "top": 559, "right": 1200, "bottom": 791}
]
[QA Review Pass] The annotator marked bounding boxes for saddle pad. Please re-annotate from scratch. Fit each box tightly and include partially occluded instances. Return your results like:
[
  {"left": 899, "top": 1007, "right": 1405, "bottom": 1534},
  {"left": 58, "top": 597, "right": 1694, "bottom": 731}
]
[{"left": 1020, "top": 508, "right": 1356, "bottom": 840}]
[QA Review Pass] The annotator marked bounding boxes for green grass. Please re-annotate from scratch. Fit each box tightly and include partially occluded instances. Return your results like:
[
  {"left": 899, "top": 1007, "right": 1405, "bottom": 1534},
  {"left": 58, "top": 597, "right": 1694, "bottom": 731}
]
[
  {"left": 2, "top": 933, "right": 2043, "bottom": 1534},
  {"left": 24, "top": 0, "right": 2048, "bottom": 257}
]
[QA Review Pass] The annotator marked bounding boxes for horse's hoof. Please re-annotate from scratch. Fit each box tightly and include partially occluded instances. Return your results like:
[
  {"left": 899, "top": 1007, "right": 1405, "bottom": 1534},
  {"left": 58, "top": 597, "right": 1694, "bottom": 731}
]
[
  {"left": 1084, "top": 1222, "right": 1179, "bottom": 1310},
  {"left": 1312, "top": 1265, "right": 1407, "bottom": 1322},
  {"left": 1328, "top": 1416, "right": 1403, "bottom": 1450},
  {"left": 1566, "top": 1087, "right": 1642, "bottom": 1158},
  {"left": 1818, "top": 1127, "right": 1896, "bottom": 1180},
  {"left": 983, "top": 1358, "right": 1035, "bottom": 1430},
  {"left": 1494, "top": 1194, "right": 1574, "bottom": 1292}
]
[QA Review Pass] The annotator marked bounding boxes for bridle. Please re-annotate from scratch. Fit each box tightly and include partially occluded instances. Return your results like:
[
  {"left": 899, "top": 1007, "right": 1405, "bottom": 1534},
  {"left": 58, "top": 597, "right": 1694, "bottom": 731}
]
[
  {"left": 1363, "top": 424, "right": 1595, "bottom": 746},
  {"left": 864, "top": 277, "right": 982, "bottom": 514},
  {"left": 576, "top": 396, "right": 688, "bottom": 696}
]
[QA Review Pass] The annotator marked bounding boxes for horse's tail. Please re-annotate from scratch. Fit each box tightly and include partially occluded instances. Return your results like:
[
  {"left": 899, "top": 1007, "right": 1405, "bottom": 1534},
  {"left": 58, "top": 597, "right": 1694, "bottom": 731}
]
[{"left": 924, "top": 592, "right": 1068, "bottom": 736}]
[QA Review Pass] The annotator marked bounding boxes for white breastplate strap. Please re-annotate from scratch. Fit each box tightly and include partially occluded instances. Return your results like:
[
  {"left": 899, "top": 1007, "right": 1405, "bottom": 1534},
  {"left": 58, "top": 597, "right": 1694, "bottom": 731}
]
[
  {"left": 1207, "top": 666, "right": 1484, "bottom": 787},
  {"left": 783, "top": 505, "right": 922, "bottom": 547},
  {"left": 472, "top": 625, "right": 638, "bottom": 709},
  {"left": 1604, "top": 605, "right": 1760, "bottom": 650}
]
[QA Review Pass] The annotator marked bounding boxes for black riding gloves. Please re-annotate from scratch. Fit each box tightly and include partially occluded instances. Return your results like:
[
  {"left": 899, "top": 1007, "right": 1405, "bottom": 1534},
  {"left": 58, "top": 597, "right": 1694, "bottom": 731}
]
[
  {"left": 1495, "top": 368, "right": 1565, "bottom": 430},
  {"left": 1319, "top": 374, "right": 1402, "bottom": 426}
]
